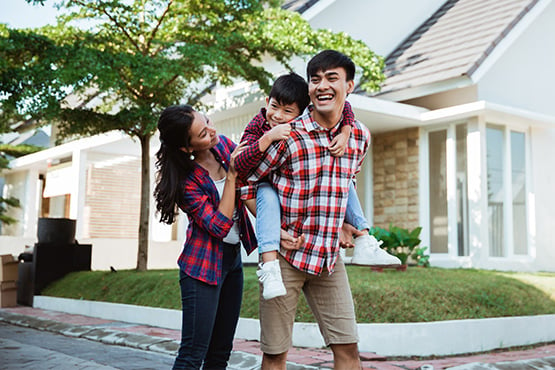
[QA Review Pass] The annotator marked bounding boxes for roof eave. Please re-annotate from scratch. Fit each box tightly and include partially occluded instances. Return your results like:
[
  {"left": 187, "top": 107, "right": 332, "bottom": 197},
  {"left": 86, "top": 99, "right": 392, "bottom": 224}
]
[{"left": 375, "top": 75, "right": 474, "bottom": 102}]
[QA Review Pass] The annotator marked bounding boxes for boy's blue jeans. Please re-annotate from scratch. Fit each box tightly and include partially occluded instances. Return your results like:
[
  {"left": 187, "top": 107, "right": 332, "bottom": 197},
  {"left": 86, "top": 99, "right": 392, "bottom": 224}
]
[
  {"left": 256, "top": 181, "right": 369, "bottom": 255},
  {"left": 256, "top": 182, "right": 281, "bottom": 254}
]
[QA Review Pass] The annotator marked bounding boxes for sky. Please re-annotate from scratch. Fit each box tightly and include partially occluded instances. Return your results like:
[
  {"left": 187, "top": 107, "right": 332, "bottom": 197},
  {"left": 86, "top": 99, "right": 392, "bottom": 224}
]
[{"left": 0, "top": 0, "right": 60, "bottom": 28}]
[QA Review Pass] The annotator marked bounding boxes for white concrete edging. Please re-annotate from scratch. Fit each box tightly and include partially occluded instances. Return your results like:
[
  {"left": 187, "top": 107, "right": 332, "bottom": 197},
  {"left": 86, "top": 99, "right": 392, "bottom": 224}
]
[{"left": 33, "top": 296, "right": 555, "bottom": 356}]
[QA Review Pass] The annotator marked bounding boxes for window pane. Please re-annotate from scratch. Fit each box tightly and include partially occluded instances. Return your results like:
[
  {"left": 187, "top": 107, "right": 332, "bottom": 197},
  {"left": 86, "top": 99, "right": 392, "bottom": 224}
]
[
  {"left": 429, "top": 130, "right": 448, "bottom": 253},
  {"left": 456, "top": 125, "right": 469, "bottom": 256},
  {"left": 486, "top": 126, "right": 505, "bottom": 257},
  {"left": 511, "top": 131, "right": 527, "bottom": 255}
]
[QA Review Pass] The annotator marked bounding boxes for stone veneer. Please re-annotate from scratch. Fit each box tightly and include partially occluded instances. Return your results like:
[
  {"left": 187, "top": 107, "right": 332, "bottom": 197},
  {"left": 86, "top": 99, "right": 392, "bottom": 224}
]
[{"left": 372, "top": 128, "right": 420, "bottom": 230}]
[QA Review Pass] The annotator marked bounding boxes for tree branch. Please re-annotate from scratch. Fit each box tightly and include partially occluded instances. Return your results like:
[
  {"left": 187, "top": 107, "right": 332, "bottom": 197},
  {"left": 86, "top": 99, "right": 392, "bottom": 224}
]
[{"left": 146, "top": 0, "right": 173, "bottom": 54}]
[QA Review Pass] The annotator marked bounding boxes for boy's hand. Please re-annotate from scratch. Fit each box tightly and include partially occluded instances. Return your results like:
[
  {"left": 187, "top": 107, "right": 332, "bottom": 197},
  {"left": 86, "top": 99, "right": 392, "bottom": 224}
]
[
  {"left": 266, "top": 123, "right": 292, "bottom": 142},
  {"left": 329, "top": 130, "right": 349, "bottom": 157}
]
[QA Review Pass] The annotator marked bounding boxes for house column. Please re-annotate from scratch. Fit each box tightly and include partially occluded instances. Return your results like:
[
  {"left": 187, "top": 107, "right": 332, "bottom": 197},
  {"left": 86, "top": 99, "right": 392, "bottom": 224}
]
[
  {"left": 22, "top": 168, "right": 40, "bottom": 239},
  {"left": 69, "top": 149, "right": 87, "bottom": 240},
  {"left": 466, "top": 117, "right": 488, "bottom": 267}
]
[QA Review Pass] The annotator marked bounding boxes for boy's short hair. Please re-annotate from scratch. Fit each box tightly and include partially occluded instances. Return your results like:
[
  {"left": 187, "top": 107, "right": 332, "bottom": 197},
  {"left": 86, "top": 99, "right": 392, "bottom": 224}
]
[
  {"left": 307, "top": 50, "right": 356, "bottom": 82},
  {"left": 269, "top": 72, "right": 311, "bottom": 113}
]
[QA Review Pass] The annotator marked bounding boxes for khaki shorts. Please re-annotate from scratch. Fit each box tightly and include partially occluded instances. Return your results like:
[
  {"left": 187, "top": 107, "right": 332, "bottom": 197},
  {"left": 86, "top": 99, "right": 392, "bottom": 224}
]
[{"left": 259, "top": 254, "right": 358, "bottom": 354}]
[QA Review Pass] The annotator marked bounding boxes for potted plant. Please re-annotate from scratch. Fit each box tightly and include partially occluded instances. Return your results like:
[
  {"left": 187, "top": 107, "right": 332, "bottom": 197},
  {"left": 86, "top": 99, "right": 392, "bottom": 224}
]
[{"left": 368, "top": 224, "right": 430, "bottom": 270}]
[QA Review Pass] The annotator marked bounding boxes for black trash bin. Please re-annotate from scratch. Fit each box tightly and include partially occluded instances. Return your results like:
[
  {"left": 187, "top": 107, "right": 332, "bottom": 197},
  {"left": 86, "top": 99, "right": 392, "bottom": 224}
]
[{"left": 17, "top": 218, "right": 92, "bottom": 306}]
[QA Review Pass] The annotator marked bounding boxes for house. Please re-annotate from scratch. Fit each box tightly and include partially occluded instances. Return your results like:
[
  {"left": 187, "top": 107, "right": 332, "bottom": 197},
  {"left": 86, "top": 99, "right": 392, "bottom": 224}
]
[{"left": 1, "top": 0, "right": 554, "bottom": 272}]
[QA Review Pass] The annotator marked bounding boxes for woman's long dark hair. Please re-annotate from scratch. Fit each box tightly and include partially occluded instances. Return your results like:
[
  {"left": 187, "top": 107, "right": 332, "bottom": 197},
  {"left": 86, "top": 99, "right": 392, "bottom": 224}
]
[{"left": 154, "top": 105, "right": 196, "bottom": 224}]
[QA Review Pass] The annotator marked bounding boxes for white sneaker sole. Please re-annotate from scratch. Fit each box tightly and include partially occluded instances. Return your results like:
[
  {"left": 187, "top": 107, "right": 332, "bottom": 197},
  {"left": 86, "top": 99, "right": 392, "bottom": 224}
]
[
  {"left": 351, "top": 258, "right": 401, "bottom": 267},
  {"left": 262, "top": 286, "right": 286, "bottom": 300}
]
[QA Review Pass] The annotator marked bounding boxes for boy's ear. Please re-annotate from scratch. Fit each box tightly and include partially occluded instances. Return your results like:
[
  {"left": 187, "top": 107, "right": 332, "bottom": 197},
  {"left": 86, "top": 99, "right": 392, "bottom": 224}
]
[{"left": 265, "top": 97, "right": 270, "bottom": 106}]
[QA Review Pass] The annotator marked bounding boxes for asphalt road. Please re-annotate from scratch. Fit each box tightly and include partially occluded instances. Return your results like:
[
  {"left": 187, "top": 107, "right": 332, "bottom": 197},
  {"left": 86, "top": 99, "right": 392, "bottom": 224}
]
[{"left": 0, "top": 321, "right": 175, "bottom": 370}]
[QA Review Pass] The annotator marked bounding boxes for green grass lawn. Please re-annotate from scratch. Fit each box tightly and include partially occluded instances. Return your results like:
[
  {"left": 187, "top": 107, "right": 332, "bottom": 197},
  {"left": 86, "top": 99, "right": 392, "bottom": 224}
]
[{"left": 42, "top": 266, "right": 555, "bottom": 323}]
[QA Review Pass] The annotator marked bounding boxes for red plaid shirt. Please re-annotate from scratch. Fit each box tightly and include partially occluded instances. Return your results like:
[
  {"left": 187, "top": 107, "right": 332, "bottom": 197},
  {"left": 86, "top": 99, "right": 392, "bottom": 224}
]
[
  {"left": 235, "top": 101, "right": 355, "bottom": 185},
  {"left": 241, "top": 110, "right": 370, "bottom": 275},
  {"left": 177, "top": 135, "right": 257, "bottom": 285}
]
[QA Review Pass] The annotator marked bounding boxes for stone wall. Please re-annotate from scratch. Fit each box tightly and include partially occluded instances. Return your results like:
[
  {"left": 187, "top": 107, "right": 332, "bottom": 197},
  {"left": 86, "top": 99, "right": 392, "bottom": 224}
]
[{"left": 372, "top": 128, "right": 420, "bottom": 230}]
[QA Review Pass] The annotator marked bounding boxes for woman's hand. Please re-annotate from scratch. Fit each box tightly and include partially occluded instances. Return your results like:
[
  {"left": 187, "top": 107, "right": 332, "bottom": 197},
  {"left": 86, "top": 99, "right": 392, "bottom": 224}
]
[{"left": 228, "top": 142, "right": 247, "bottom": 177}]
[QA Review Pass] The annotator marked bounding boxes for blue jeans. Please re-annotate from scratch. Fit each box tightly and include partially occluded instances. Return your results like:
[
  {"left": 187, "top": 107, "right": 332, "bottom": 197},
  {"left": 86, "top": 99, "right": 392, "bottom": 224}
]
[
  {"left": 173, "top": 243, "right": 243, "bottom": 370},
  {"left": 345, "top": 180, "right": 370, "bottom": 231},
  {"left": 256, "top": 182, "right": 281, "bottom": 254}
]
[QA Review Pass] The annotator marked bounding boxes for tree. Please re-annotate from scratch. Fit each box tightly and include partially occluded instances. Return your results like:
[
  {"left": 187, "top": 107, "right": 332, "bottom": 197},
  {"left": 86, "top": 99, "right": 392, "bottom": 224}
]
[{"left": 0, "top": 0, "right": 384, "bottom": 270}]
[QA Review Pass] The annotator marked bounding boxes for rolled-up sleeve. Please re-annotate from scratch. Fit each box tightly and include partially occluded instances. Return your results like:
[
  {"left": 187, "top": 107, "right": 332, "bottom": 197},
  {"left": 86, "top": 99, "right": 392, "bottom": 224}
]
[{"left": 181, "top": 181, "right": 233, "bottom": 239}]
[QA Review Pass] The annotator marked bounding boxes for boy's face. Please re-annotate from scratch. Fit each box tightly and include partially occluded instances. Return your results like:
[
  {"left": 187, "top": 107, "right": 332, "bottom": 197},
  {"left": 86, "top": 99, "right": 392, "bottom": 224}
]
[
  {"left": 308, "top": 67, "right": 354, "bottom": 118},
  {"left": 265, "top": 97, "right": 301, "bottom": 128}
]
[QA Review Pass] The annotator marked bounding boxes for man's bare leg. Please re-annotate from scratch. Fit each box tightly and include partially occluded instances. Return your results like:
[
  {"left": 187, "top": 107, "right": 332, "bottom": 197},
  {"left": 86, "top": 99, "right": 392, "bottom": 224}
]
[
  {"left": 330, "top": 343, "right": 361, "bottom": 370},
  {"left": 261, "top": 352, "right": 288, "bottom": 370}
]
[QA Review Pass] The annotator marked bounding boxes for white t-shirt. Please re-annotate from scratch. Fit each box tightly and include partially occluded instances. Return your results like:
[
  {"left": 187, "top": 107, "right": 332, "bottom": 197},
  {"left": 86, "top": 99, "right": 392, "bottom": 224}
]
[{"left": 213, "top": 177, "right": 240, "bottom": 245}]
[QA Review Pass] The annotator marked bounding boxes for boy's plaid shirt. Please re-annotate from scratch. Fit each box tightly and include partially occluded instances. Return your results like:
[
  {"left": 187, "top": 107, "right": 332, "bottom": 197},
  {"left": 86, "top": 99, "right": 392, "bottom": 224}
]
[
  {"left": 177, "top": 135, "right": 257, "bottom": 285},
  {"left": 243, "top": 109, "right": 370, "bottom": 275},
  {"left": 235, "top": 101, "right": 356, "bottom": 199}
]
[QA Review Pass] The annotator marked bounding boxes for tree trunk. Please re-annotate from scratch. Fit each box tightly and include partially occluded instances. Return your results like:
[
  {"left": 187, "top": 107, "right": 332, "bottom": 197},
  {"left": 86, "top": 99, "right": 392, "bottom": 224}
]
[{"left": 136, "top": 133, "right": 151, "bottom": 271}]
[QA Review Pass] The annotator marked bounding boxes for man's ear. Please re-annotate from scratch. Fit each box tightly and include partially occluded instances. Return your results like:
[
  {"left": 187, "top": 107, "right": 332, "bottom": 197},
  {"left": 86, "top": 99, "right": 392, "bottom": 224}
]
[{"left": 346, "top": 80, "right": 355, "bottom": 95}]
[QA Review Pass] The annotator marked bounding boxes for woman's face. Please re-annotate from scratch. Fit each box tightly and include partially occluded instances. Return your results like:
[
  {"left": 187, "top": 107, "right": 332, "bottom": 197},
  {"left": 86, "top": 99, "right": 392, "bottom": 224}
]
[{"left": 185, "top": 112, "right": 219, "bottom": 153}]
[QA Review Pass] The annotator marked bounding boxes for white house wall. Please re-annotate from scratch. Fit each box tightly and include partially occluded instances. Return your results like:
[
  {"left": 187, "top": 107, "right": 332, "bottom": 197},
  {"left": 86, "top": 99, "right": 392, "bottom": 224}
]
[
  {"left": 475, "top": 1, "right": 555, "bottom": 272},
  {"left": 238, "top": 0, "right": 448, "bottom": 92},
  {"left": 529, "top": 126, "right": 555, "bottom": 271},
  {"left": 304, "top": 0, "right": 446, "bottom": 58},
  {"left": 476, "top": 0, "right": 555, "bottom": 117}
]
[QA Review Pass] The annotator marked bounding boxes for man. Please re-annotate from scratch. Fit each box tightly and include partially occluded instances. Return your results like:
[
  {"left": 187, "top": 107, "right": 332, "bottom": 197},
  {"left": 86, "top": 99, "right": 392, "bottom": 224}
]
[{"left": 243, "top": 50, "right": 369, "bottom": 369}]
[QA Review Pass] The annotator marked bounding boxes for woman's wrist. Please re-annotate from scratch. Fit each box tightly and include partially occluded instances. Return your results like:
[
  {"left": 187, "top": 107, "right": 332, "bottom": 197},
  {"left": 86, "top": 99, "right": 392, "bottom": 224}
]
[{"left": 226, "top": 171, "right": 238, "bottom": 181}]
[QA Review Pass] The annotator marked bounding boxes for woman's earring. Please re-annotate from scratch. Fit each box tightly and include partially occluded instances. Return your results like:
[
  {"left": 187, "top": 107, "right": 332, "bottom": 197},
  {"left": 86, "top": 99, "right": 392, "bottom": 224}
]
[{"left": 189, "top": 153, "right": 195, "bottom": 161}]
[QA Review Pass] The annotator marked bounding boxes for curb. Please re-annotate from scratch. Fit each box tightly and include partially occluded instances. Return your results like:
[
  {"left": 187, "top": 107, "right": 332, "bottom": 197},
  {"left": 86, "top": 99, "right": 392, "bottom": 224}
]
[
  {"left": 0, "top": 309, "right": 179, "bottom": 356},
  {"left": 34, "top": 296, "right": 555, "bottom": 357}
]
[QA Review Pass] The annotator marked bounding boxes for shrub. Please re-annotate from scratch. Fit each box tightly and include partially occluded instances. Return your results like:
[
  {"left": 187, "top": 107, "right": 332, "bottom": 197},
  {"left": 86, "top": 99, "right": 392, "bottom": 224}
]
[{"left": 369, "top": 224, "right": 430, "bottom": 267}]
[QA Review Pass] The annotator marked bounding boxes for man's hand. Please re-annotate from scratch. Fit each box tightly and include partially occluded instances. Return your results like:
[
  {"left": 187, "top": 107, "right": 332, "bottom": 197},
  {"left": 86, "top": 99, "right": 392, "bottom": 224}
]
[
  {"left": 280, "top": 229, "right": 305, "bottom": 250},
  {"left": 339, "top": 222, "right": 364, "bottom": 249}
]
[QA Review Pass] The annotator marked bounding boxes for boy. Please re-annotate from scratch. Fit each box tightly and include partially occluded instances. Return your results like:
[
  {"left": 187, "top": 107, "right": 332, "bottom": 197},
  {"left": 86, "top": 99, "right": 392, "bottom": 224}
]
[{"left": 236, "top": 72, "right": 400, "bottom": 300}]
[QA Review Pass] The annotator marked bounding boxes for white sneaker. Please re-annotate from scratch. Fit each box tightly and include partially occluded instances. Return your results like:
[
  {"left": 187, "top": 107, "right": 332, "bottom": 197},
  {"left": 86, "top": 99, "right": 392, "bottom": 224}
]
[
  {"left": 351, "top": 234, "right": 401, "bottom": 266},
  {"left": 256, "top": 260, "right": 286, "bottom": 300}
]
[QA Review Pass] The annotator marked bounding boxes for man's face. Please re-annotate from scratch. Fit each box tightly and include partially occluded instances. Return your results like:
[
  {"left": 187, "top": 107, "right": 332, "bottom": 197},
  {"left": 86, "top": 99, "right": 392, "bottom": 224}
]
[{"left": 308, "top": 67, "right": 354, "bottom": 118}]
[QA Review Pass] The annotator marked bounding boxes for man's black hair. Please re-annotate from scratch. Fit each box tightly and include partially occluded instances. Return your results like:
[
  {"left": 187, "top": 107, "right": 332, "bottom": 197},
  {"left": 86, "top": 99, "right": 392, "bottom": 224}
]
[
  {"left": 269, "top": 72, "right": 311, "bottom": 113},
  {"left": 306, "top": 50, "right": 356, "bottom": 81}
]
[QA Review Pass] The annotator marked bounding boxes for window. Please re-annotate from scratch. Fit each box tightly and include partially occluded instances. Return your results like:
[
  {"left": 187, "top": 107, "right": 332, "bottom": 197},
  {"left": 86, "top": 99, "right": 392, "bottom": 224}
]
[
  {"left": 456, "top": 124, "right": 469, "bottom": 256},
  {"left": 486, "top": 126, "right": 528, "bottom": 257},
  {"left": 511, "top": 131, "right": 528, "bottom": 255},
  {"left": 486, "top": 126, "right": 505, "bottom": 257},
  {"left": 428, "top": 130, "right": 448, "bottom": 253}
]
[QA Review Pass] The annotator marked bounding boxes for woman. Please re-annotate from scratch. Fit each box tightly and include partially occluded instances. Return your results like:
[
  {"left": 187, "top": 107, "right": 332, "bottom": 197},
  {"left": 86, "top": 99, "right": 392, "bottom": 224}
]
[{"left": 153, "top": 105, "right": 256, "bottom": 369}]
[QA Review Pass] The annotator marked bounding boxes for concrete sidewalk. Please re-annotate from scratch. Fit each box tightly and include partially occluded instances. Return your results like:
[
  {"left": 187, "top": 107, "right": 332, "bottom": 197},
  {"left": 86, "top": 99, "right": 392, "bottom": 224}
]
[{"left": 0, "top": 306, "right": 554, "bottom": 369}]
